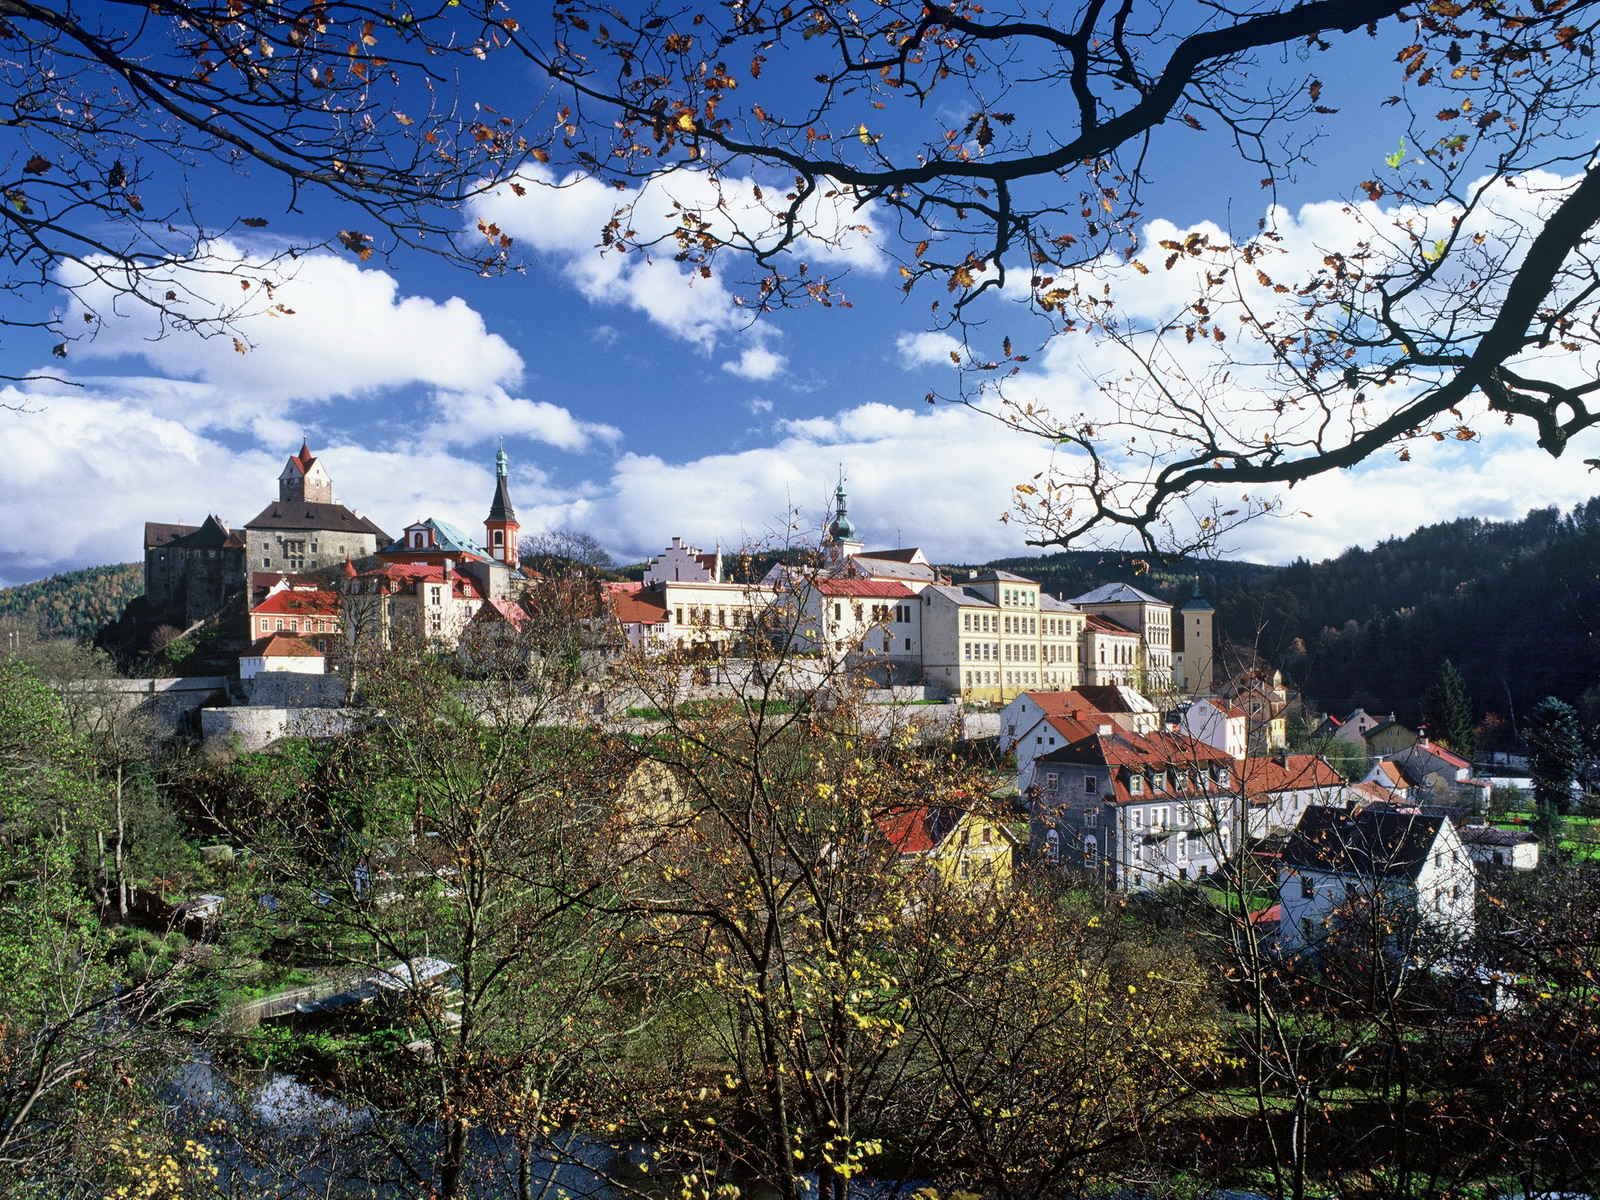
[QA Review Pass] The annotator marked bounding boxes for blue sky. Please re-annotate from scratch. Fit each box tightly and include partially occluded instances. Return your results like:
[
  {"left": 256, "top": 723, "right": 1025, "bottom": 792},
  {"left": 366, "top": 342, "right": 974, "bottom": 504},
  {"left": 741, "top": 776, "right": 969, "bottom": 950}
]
[{"left": 2, "top": 6, "right": 1598, "bottom": 588}]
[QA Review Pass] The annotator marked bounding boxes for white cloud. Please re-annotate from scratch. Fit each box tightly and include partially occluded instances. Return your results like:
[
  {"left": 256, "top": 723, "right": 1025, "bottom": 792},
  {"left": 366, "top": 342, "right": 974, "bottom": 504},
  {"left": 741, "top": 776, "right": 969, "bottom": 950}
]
[
  {"left": 896, "top": 330, "right": 963, "bottom": 368},
  {"left": 0, "top": 383, "right": 592, "bottom": 586},
  {"left": 58, "top": 242, "right": 524, "bottom": 425},
  {"left": 722, "top": 346, "right": 788, "bottom": 381},
  {"left": 556, "top": 402, "right": 1062, "bottom": 565},
  {"left": 423, "top": 387, "right": 621, "bottom": 453},
  {"left": 471, "top": 166, "right": 882, "bottom": 351},
  {"left": 745, "top": 398, "right": 775, "bottom": 415}
]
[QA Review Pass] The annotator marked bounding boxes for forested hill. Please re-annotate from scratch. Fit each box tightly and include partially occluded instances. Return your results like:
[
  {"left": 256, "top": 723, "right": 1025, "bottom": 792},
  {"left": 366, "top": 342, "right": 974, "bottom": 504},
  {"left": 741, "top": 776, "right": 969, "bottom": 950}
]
[
  {"left": 0, "top": 563, "right": 142, "bottom": 642},
  {"left": 969, "top": 499, "right": 1600, "bottom": 730},
  {"left": 962, "top": 549, "right": 1280, "bottom": 603},
  {"left": 1225, "top": 499, "right": 1600, "bottom": 729}
]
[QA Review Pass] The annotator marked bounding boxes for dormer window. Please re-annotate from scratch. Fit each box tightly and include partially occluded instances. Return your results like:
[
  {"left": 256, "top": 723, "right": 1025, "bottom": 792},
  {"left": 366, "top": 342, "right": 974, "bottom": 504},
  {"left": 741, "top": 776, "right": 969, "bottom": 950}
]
[{"left": 1129, "top": 775, "right": 1144, "bottom": 795}]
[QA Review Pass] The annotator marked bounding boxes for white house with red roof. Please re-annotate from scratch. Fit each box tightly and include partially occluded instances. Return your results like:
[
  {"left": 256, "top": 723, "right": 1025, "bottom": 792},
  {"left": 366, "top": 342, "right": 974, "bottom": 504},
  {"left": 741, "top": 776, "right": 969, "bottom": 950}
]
[
  {"left": 1002, "top": 689, "right": 1159, "bottom": 780},
  {"left": 248, "top": 584, "right": 341, "bottom": 643},
  {"left": 239, "top": 633, "right": 327, "bottom": 680},
  {"left": 343, "top": 560, "right": 486, "bottom": 648},
  {"left": 1182, "top": 697, "right": 1249, "bottom": 760},
  {"left": 1382, "top": 736, "right": 1493, "bottom": 807},
  {"left": 1237, "top": 753, "right": 1349, "bottom": 838}
]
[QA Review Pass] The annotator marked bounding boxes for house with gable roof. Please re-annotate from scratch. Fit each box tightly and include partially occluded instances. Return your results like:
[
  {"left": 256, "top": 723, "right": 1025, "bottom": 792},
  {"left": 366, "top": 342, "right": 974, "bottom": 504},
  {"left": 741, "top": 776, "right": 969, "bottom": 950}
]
[
  {"left": 1238, "top": 753, "right": 1349, "bottom": 838},
  {"left": 1029, "top": 725, "right": 1237, "bottom": 888},
  {"left": 876, "top": 803, "right": 1021, "bottom": 891},
  {"left": 1002, "top": 688, "right": 1161, "bottom": 779},
  {"left": 1383, "top": 736, "right": 1493, "bottom": 808},
  {"left": 1181, "top": 697, "right": 1249, "bottom": 760},
  {"left": 1276, "top": 804, "right": 1476, "bottom": 957}
]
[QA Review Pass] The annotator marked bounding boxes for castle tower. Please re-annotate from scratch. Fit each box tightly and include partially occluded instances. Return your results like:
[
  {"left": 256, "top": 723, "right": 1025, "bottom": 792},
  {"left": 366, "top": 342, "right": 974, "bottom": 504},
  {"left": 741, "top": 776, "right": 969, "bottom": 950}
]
[
  {"left": 278, "top": 440, "right": 335, "bottom": 504},
  {"left": 484, "top": 444, "right": 520, "bottom": 566},
  {"left": 1178, "top": 580, "right": 1216, "bottom": 697},
  {"left": 823, "top": 471, "right": 864, "bottom": 570}
]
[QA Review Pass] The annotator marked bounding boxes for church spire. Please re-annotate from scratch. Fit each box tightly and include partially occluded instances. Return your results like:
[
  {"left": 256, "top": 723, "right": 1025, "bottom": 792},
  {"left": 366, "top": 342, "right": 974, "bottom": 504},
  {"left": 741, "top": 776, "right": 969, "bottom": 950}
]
[
  {"left": 484, "top": 440, "right": 520, "bottom": 566},
  {"left": 828, "top": 469, "right": 856, "bottom": 542}
]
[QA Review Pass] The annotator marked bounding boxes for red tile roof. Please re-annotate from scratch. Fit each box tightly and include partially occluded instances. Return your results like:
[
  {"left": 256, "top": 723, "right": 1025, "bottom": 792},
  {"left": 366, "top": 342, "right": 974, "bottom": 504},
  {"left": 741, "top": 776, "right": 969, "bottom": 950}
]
[
  {"left": 248, "top": 633, "right": 326, "bottom": 658},
  {"left": 1419, "top": 740, "right": 1473, "bottom": 771},
  {"left": 251, "top": 589, "right": 340, "bottom": 618},
  {"left": 1037, "top": 728, "right": 1232, "bottom": 805},
  {"left": 1235, "top": 754, "right": 1345, "bottom": 802},
  {"left": 1084, "top": 614, "right": 1138, "bottom": 636},
  {"left": 354, "top": 562, "right": 483, "bottom": 598},
  {"left": 877, "top": 805, "right": 939, "bottom": 855},
  {"left": 814, "top": 578, "right": 915, "bottom": 598},
  {"left": 611, "top": 591, "right": 669, "bottom": 625},
  {"left": 474, "top": 599, "right": 528, "bottom": 628}
]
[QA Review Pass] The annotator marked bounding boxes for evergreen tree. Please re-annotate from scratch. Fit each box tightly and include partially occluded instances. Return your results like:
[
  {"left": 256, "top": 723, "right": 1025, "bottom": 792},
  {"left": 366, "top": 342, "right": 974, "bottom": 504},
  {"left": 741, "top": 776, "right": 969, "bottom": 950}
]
[
  {"left": 1526, "top": 697, "right": 1584, "bottom": 818},
  {"left": 1424, "top": 659, "right": 1476, "bottom": 760}
]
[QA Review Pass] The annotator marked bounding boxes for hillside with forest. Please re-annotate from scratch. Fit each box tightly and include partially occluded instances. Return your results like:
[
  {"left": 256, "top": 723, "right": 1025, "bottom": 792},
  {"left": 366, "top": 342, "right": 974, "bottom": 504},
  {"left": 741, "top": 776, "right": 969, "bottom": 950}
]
[
  {"left": 1203, "top": 499, "right": 1600, "bottom": 735},
  {"left": 966, "top": 500, "right": 1600, "bottom": 737},
  {"left": 0, "top": 563, "right": 142, "bottom": 642}
]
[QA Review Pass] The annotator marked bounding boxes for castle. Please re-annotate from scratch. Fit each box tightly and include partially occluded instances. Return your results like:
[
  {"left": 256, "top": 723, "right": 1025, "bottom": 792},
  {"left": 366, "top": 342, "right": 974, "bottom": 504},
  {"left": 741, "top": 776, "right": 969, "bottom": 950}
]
[{"left": 145, "top": 447, "right": 1218, "bottom": 706}]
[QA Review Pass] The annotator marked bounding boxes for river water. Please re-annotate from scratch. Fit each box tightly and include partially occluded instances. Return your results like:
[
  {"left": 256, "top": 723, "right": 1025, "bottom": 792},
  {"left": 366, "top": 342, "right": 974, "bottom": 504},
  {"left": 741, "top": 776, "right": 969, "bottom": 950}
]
[{"left": 164, "top": 1054, "right": 634, "bottom": 1199}]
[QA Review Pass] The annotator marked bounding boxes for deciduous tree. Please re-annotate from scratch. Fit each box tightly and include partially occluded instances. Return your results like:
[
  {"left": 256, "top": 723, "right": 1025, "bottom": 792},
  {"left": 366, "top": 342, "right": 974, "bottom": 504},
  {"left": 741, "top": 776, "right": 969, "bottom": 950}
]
[{"left": 517, "top": 0, "right": 1600, "bottom": 551}]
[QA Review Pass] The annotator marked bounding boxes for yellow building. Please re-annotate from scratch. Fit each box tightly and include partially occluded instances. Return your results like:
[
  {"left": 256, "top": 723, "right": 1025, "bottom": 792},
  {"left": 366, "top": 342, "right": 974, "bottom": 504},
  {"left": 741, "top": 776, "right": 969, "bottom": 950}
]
[{"left": 876, "top": 804, "right": 1021, "bottom": 890}]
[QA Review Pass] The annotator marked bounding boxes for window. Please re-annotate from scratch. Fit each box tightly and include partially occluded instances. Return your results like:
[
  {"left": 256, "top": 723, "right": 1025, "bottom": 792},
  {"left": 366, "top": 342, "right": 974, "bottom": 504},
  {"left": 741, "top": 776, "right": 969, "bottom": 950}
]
[
  {"left": 1084, "top": 775, "right": 1097, "bottom": 794},
  {"left": 1044, "top": 772, "right": 1058, "bottom": 788},
  {"left": 1045, "top": 829, "right": 1060, "bottom": 863},
  {"left": 1300, "top": 875, "right": 1314, "bottom": 899},
  {"left": 1083, "top": 834, "right": 1098, "bottom": 864},
  {"left": 1130, "top": 807, "right": 1142, "bottom": 829},
  {"left": 1129, "top": 775, "right": 1143, "bottom": 795},
  {"left": 493, "top": 530, "right": 504, "bottom": 546}
]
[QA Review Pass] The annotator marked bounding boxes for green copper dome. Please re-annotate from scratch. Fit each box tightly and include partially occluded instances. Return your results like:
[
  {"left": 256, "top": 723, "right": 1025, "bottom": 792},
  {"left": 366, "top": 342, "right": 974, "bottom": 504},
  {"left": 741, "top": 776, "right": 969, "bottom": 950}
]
[{"left": 829, "top": 478, "right": 856, "bottom": 540}]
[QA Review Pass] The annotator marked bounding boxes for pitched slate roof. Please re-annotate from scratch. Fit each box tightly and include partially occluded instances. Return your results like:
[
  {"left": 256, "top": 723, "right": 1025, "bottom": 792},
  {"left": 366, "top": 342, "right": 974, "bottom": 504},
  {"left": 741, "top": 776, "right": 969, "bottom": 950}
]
[
  {"left": 973, "top": 568, "right": 1036, "bottom": 584},
  {"left": 923, "top": 584, "right": 999, "bottom": 609},
  {"left": 850, "top": 556, "right": 941, "bottom": 584},
  {"left": 247, "top": 500, "right": 389, "bottom": 540},
  {"left": 145, "top": 521, "right": 198, "bottom": 549},
  {"left": 860, "top": 547, "right": 925, "bottom": 563},
  {"left": 1070, "top": 582, "right": 1167, "bottom": 606},
  {"left": 165, "top": 515, "right": 243, "bottom": 549},
  {"left": 1280, "top": 805, "right": 1446, "bottom": 880}
]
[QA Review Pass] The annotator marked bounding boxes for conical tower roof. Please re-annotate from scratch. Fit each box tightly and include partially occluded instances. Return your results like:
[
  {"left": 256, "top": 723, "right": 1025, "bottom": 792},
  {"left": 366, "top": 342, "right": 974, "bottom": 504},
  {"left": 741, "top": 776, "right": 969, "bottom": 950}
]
[{"left": 487, "top": 445, "right": 517, "bottom": 523}]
